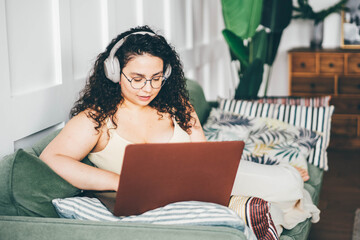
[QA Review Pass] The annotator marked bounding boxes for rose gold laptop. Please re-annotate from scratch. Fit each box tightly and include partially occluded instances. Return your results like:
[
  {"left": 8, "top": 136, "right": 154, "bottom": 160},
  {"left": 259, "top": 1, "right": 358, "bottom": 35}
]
[{"left": 97, "top": 141, "right": 244, "bottom": 216}]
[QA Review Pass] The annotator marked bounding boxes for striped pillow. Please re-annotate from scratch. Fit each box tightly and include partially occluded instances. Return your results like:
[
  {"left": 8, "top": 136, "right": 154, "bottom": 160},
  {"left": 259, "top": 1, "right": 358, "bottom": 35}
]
[
  {"left": 229, "top": 196, "right": 279, "bottom": 240},
  {"left": 254, "top": 96, "right": 331, "bottom": 107},
  {"left": 52, "top": 197, "right": 257, "bottom": 239},
  {"left": 218, "top": 98, "right": 334, "bottom": 170}
]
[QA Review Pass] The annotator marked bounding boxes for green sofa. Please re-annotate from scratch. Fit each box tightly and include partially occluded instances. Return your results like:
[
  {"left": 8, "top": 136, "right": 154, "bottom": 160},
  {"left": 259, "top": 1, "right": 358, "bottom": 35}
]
[{"left": 0, "top": 80, "right": 323, "bottom": 240}]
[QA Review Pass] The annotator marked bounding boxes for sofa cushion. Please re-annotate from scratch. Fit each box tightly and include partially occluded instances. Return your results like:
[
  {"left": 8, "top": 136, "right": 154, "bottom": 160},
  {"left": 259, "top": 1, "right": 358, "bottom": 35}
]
[
  {"left": 203, "top": 108, "right": 321, "bottom": 181},
  {"left": 218, "top": 99, "right": 334, "bottom": 170},
  {"left": 30, "top": 129, "right": 62, "bottom": 157},
  {"left": 0, "top": 153, "right": 18, "bottom": 216},
  {"left": 0, "top": 215, "right": 250, "bottom": 240},
  {"left": 2, "top": 149, "right": 82, "bottom": 217}
]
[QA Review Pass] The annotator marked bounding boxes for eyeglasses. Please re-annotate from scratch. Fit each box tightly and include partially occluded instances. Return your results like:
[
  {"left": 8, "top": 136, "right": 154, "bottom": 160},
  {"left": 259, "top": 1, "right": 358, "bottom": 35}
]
[{"left": 121, "top": 72, "right": 166, "bottom": 89}]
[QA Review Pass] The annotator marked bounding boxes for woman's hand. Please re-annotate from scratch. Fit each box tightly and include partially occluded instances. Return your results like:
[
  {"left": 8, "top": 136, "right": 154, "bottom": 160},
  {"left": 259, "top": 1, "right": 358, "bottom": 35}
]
[{"left": 189, "top": 109, "right": 207, "bottom": 142}]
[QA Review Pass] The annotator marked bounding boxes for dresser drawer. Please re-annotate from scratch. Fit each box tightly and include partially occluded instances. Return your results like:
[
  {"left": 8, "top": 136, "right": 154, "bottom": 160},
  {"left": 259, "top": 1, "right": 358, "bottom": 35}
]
[
  {"left": 319, "top": 54, "right": 344, "bottom": 73},
  {"left": 347, "top": 54, "right": 360, "bottom": 74},
  {"left": 330, "top": 96, "right": 360, "bottom": 114},
  {"left": 291, "top": 53, "right": 316, "bottom": 73},
  {"left": 339, "top": 77, "right": 360, "bottom": 94},
  {"left": 331, "top": 115, "right": 358, "bottom": 137},
  {"left": 291, "top": 77, "right": 334, "bottom": 94},
  {"left": 289, "top": 49, "right": 360, "bottom": 149}
]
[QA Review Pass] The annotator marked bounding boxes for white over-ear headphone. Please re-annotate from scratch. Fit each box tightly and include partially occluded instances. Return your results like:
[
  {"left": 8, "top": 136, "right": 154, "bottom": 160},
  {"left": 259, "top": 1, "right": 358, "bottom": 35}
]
[{"left": 103, "top": 31, "right": 172, "bottom": 83}]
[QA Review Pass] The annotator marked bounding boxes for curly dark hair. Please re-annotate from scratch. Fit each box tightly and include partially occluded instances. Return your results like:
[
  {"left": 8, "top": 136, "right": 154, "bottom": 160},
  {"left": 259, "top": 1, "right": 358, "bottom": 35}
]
[{"left": 70, "top": 25, "right": 195, "bottom": 133}]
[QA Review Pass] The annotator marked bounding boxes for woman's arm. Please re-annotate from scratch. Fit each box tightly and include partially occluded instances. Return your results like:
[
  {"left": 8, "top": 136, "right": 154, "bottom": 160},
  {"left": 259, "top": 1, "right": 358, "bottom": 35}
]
[
  {"left": 189, "top": 110, "right": 207, "bottom": 142},
  {"left": 39, "top": 111, "right": 119, "bottom": 191}
]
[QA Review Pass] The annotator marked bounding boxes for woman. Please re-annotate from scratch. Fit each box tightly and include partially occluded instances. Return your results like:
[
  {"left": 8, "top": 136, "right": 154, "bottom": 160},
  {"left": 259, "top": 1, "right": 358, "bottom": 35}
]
[
  {"left": 40, "top": 26, "right": 206, "bottom": 192},
  {"left": 41, "top": 25, "right": 318, "bottom": 233}
]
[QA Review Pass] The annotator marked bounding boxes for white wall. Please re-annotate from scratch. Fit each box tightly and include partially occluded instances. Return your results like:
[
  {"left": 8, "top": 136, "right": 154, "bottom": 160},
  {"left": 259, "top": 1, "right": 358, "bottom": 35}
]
[{"left": 0, "top": 0, "right": 234, "bottom": 157}]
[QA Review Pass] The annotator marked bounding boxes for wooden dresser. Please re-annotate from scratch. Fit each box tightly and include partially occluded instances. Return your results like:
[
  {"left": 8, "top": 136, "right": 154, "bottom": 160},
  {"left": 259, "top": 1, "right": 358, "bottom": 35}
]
[{"left": 288, "top": 48, "right": 360, "bottom": 149}]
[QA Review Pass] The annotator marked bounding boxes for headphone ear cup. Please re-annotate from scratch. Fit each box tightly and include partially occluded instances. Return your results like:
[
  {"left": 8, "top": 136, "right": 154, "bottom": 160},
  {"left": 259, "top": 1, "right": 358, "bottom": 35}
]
[
  {"left": 164, "top": 64, "right": 172, "bottom": 79},
  {"left": 112, "top": 57, "right": 121, "bottom": 83},
  {"left": 104, "top": 57, "right": 121, "bottom": 83}
]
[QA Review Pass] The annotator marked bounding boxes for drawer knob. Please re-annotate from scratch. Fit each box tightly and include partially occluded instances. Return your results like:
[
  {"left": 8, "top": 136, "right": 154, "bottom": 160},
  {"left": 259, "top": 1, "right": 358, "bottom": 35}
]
[
  {"left": 358, "top": 84, "right": 360, "bottom": 89},
  {"left": 310, "top": 83, "right": 316, "bottom": 88},
  {"left": 300, "top": 62, "right": 306, "bottom": 68},
  {"left": 357, "top": 63, "right": 360, "bottom": 68},
  {"left": 329, "top": 63, "right": 334, "bottom": 68}
]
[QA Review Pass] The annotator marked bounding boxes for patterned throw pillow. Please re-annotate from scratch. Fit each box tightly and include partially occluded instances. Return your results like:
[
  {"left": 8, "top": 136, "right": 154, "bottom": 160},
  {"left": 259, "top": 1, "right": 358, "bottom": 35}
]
[
  {"left": 253, "top": 96, "right": 331, "bottom": 107},
  {"left": 52, "top": 197, "right": 257, "bottom": 239},
  {"left": 218, "top": 99, "right": 334, "bottom": 170},
  {"left": 203, "top": 108, "right": 321, "bottom": 179},
  {"left": 229, "top": 195, "right": 279, "bottom": 240}
]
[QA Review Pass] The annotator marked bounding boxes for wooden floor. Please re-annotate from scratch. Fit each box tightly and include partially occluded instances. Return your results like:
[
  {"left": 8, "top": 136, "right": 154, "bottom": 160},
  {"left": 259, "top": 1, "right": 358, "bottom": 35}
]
[{"left": 308, "top": 148, "right": 360, "bottom": 240}]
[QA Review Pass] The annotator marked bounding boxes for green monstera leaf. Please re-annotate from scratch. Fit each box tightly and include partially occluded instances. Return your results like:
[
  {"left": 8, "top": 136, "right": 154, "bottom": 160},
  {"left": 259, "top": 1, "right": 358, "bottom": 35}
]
[
  {"left": 221, "top": 0, "right": 293, "bottom": 98},
  {"left": 222, "top": 29, "right": 249, "bottom": 69},
  {"left": 221, "top": 0, "right": 263, "bottom": 39},
  {"left": 235, "top": 59, "right": 264, "bottom": 99},
  {"left": 249, "top": 29, "right": 268, "bottom": 63}
]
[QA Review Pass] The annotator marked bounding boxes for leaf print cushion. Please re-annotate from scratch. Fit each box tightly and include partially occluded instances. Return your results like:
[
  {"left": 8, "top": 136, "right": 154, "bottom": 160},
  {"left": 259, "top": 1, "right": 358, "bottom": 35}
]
[
  {"left": 204, "top": 113, "right": 251, "bottom": 141},
  {"left": 203, "top": 108, "right": 322, "bottom": 181}
]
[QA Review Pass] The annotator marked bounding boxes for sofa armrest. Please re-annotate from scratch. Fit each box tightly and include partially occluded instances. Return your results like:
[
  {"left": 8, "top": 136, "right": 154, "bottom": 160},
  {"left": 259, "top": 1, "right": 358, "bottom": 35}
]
[
  {"left": 208, "top": 101, "right": 218, "bottom": 109},
  {"left": 279, "top": 163, "right": 324, "bottom": 240},
  {"left": 186, "top": 79, "right": 212, "bottom": 125},
  {"left": 0, "top": 216, "right": 247, "bottom": 240}
]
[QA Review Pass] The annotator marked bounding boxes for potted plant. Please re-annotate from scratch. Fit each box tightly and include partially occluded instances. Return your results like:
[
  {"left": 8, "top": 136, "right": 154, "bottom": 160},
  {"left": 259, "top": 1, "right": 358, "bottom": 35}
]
[{"left": 293, "top": 0, "right": 348, "bottom": 49}]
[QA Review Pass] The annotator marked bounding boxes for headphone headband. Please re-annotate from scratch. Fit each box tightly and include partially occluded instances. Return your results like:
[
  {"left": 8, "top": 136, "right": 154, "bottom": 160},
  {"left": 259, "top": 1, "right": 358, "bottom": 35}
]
[{"left": 104, "top": 31, "right": 172, "bottom": 83}]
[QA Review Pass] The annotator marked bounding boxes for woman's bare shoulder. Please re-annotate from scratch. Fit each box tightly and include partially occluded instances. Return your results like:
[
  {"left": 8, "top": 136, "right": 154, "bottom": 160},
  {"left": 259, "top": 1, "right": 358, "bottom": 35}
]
[
  {"left": 68, "top": 110, "right": 100, "bottom": 129},
  {"left": 40, "top": 110, "right": 105, "bottom": 160}
]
